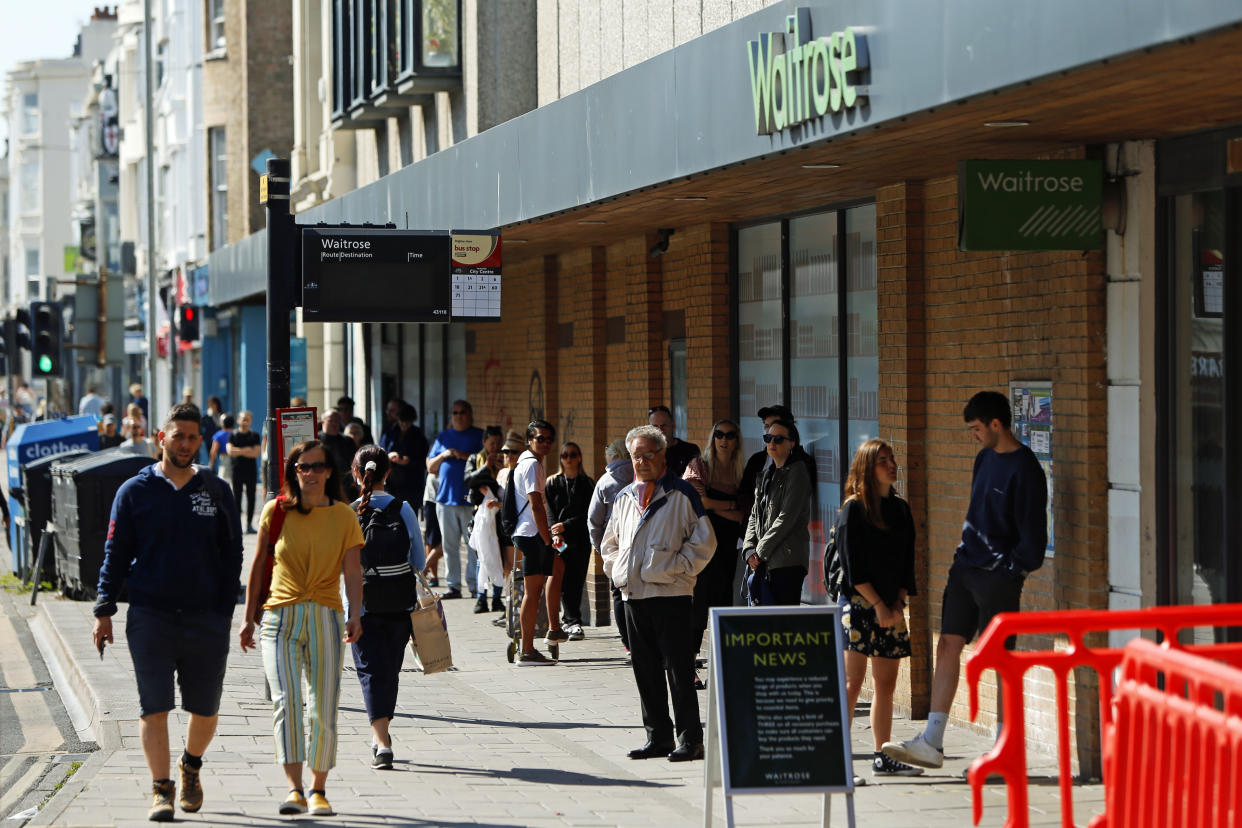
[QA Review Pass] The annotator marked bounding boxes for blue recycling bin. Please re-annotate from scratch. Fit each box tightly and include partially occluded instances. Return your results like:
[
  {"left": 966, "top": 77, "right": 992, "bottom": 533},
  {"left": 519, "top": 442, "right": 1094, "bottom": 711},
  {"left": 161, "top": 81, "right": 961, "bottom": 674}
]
[{"left": 5, "top": 416, "right": 99, "bottom": 577}]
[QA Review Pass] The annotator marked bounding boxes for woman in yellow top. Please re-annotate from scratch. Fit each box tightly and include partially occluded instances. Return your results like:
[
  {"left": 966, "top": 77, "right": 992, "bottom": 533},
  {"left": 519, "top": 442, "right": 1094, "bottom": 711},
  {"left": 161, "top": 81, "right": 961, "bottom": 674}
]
[{"left": 240, "top": 441, "right": 364, "bottom": 817}]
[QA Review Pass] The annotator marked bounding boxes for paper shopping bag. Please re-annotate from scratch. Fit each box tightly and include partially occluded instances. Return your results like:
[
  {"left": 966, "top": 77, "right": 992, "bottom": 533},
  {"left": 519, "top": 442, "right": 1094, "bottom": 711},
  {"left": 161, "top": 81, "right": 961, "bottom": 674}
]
[{"left": 409, "top": 571, "right": 453, "bottom": 674}]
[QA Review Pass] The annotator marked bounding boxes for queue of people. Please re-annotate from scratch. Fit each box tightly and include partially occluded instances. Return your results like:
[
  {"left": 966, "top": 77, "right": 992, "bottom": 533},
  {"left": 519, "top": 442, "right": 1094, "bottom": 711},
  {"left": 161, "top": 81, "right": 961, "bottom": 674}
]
[{"left": 89, "top": 387, "right": 1046, "bottom": 819}]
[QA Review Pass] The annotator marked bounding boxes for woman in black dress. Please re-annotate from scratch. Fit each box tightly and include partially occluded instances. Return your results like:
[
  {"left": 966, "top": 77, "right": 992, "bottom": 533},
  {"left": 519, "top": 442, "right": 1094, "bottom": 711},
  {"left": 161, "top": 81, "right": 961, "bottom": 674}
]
[{"left": 545, "top": 442, "right": 594, "bottom": 640}]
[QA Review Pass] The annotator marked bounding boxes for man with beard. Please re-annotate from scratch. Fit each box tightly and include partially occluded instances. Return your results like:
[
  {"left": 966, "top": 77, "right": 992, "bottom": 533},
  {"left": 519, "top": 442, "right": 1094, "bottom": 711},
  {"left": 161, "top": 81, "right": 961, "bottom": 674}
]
[{"left": 93, "top": 404, "right": 243, "bottom": 821}]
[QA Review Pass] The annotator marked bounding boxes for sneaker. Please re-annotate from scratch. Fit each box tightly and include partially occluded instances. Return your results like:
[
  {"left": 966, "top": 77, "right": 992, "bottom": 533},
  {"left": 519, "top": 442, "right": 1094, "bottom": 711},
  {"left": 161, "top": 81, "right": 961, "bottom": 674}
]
[
  {"left": 852, "top": 775, "right": 869, "bottom": 788},
  {"left": 371, "top": 744, "right": 394, "bottom": 770},
  {"left": 873, "top": 751, "right": 924, "bottom": 776},
  {"left": 881, "top": 735, "right": 944, "bottom": 769},
  {"left": 279, "top": 790, "right": 307, "bottom": 815},
  {"left": 245, "top": 525, "right": 257, "bottom": 535},
  {"left": 545, "top": 628, "right": 570, "bottom": 644},
  {"left": 308, "top": 790, "right": 334, "bottom": 816},
  {"left": 148, "top": 779, "right": 175, "bottom": 822},
  {"left": 566, "top": 624, "right": 585, "bottom": 641},
  {"left": 441, "top": 588, "right": 462, "bottom": 600},
  {"left": 492, "top": 596, "right": 505, "bottom": 612},
  {"left": 516, "top": 649, "right": 557, "bottom": 666},
  {"left": 178, "top": 760, "right": 203, "bottom": 812},
  {"left": 473, "top": 596, "right": 490, "bottom": 613}
]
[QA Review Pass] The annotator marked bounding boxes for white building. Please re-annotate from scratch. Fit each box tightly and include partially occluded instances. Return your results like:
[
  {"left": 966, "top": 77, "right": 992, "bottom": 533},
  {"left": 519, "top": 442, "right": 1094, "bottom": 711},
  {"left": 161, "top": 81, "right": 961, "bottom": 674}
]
[{"left": 3, "top": 11, "right": 116, "bottom": 310}]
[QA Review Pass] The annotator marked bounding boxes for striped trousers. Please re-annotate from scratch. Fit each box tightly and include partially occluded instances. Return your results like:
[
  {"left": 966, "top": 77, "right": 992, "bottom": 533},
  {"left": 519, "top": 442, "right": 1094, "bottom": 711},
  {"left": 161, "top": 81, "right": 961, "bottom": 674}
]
[{"left": 260, "top": 602, "right": 345, "bottom": 771}]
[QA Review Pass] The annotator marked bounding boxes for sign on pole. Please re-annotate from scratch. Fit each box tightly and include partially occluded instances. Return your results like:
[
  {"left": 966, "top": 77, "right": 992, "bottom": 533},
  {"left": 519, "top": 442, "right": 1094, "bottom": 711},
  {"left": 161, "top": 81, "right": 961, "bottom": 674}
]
[
  {"left": 959, "top": 159, "right": 1103, "bottom": 251},
  {"left": 704, "top": 605, "right": 855, "bottom": 827},
  {"left": 275, "top": 406, "right": 317, "bottom": 489}
]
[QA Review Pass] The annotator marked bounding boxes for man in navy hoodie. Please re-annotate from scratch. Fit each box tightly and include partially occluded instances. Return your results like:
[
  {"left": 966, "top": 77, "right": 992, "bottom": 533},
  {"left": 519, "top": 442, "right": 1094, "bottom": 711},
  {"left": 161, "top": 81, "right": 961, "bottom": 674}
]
[
  {"left": 92, "top": 403, "right": 242, "bottom": 821},
  {"left": 881, "top": 391, "right": 1047, "bottom": 770}
]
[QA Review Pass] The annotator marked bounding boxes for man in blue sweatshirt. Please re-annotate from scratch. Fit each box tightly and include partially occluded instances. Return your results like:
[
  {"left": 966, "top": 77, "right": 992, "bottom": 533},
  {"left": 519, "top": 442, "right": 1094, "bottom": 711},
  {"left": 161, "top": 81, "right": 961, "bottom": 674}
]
[
  {"left": 91, "top": 403, "right": 243, "bottom": 821},
  {"left": 882, "top": 391, "right": 1047, "bottom": 769}
]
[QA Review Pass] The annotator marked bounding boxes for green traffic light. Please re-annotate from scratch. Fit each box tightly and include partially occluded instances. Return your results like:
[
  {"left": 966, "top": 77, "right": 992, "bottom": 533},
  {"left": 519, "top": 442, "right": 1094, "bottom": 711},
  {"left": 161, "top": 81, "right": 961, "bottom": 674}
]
[{"left": 38, "top": 355, "right": 52, "bottom": 373}]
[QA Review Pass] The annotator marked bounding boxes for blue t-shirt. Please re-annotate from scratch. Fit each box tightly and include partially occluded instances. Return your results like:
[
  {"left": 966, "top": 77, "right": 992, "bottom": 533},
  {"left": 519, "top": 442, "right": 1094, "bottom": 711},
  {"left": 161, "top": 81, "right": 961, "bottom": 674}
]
[
  {"left": 956, "top": 444, "right": 1048, "bottom": 575},
  {"left": 210, "top": 429, "right": 231, "bottom": 471},
  {"left": 428, "top": 426, "right": 484, "bottom": 506}
]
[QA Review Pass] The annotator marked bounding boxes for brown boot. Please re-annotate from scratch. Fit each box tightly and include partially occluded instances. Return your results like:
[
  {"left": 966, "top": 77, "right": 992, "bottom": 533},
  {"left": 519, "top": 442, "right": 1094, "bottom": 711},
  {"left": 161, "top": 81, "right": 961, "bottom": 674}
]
[{"left": 148, "top": 779, "right": 175, "bottom": 822}]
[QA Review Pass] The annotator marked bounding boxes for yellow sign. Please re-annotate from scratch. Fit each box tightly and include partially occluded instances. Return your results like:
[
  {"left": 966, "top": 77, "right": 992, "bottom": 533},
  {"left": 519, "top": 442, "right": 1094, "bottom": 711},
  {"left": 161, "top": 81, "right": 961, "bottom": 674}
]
[{"left": 259, "top": 174, "right": 268, "bottom": 205}]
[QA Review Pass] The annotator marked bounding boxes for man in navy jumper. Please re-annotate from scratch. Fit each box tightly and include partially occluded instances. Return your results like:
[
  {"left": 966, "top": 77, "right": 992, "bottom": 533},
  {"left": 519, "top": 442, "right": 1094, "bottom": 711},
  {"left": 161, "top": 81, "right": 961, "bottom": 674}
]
[
  {"left": 882, "top": 391, "right": 1047, "bottom": 769},
  {"left": 92, "top": 403, "right": 243, "bottom": 821}
]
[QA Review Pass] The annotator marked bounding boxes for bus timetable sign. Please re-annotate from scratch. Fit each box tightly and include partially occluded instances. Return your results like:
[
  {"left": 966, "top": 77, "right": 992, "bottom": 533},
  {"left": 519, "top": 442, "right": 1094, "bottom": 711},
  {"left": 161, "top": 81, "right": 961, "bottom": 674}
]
[{"left": 301, "top": 227, "right": 451, "bottom": 322}]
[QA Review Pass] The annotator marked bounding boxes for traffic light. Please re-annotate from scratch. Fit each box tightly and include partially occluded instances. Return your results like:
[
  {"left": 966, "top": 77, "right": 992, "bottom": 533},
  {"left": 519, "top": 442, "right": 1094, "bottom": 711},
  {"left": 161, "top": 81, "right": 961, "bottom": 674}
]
[
  {"left": 177, "top": 305, "right": 199, "bottom": 343},
  {"left": 14, "top": 308, "right": 31, "bottom": 351},
  {"left": 30, "top": 301, "right": 63, "bottom": 377}
]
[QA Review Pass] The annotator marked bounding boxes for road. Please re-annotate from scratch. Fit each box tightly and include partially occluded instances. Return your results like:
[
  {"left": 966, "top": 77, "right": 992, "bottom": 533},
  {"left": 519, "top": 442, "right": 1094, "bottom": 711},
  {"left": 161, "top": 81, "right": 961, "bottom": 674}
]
[{"left": 0, "top": 586, "right": 97, "bottom": 824}]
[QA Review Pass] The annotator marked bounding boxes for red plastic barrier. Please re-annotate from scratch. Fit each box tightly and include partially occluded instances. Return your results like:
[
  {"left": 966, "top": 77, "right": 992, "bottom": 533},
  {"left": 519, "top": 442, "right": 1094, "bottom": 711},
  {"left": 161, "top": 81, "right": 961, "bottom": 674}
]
[
  {"left": 1088, "top": 639, "right": 1242, "bottom": 828},
  {"left": 963, "top": 602, "right": 1242, "bottom": 828}
]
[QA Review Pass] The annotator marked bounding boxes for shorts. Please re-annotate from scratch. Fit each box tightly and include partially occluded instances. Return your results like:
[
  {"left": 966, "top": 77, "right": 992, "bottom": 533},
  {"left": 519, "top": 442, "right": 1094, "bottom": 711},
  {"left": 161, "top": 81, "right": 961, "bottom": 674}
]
[
  {"left": 126, "top": 605, "right": 231, "bottom": 717},
  {"left": 940, "top": 561, "right": 1025, "bottom": 643},
  {"left": 422, "top": 501, "right": 442, "bottom": 548},
  {"left": 514, "top": 534, "right": 555, "bottom": 577},
  {"left": 841, "top": 595, "right": 912, "bottom": 658}
]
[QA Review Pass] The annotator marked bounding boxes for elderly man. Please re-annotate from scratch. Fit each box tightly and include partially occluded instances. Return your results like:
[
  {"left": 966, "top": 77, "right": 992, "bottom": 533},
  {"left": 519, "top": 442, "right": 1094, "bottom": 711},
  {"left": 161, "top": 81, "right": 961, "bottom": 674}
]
[
  {"left": 587, "top": 437, "right": 633, "bottom": 650},
  {"left": 601, "top": 425, "right": 715, "bottom": 762}
]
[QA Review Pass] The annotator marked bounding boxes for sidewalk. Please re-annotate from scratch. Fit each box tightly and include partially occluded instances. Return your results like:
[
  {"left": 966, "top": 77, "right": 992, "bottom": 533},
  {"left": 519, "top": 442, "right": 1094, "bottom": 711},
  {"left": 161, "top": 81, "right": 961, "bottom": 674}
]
[{"left": 27, "top": 594, "right": 1103, "bottom": 827}]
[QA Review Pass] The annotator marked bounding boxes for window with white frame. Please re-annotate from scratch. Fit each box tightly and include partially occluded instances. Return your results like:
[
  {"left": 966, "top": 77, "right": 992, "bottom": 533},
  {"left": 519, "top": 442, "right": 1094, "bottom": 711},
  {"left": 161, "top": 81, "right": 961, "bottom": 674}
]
[
  {"left": 207, "top": 0, "right": 226, "bottom": 50},
  {"left": 22, "top": 93, "right": 38, "bottom": 134},
  {"left": 25, "top": 246, "right": 40, "bottom": 277},
  {"left": 20, "top": 160, "right": 38, "bottom": 213},
  {"left": 208, "top": 126, "right": 227, "bottom": 250}
]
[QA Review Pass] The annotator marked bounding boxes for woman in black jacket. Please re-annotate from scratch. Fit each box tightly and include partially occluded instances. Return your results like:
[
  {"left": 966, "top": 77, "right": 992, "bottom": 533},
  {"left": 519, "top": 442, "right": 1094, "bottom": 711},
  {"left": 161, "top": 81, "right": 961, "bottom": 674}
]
[
  {"left": 837, "top": 438, "right": 921, "bottom": 778},
  {"left": 545, "top": 442, "right": 595, "bottom": 640},
  {"left": 742, "top": 419, "right": 811, "bottom": 606}
]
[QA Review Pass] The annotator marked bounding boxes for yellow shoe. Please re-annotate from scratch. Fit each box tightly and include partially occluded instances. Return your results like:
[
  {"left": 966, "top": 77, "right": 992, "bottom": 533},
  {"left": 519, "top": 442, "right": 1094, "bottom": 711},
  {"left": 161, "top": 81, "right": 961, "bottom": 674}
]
[
  {"left": 278, "top": 789, "right": 307, "bottom": 815},
  {"left": 308, "top": 790, "right": 334, "bottom": 816}
]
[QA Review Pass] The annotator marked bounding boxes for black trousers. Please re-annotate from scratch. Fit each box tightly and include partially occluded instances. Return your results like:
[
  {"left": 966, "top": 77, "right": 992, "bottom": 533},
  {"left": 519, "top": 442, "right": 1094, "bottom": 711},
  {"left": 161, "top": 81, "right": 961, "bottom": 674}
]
[
  {"left": 625, "top": 596, "right": 702, "bottom": 747},
  {"left": 232, "top": 472, "right": 256, "bottom": 527},
  {"left": 350, "top": 611, "right": 413, "bottom": 723},
  {"left": 611, "top": 584, "right": 629, "bottom": 649},
  {"left": 693, "top": 513, "right": 741, "bottom": 651},
  {"left": 559, "top": 543, "right": 591, "bottom": 626}
]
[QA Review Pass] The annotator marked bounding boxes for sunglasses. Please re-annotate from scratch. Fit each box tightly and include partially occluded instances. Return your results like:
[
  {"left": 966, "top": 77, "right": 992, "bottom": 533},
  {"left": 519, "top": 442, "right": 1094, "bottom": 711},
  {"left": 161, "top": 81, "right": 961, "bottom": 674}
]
[
  {"left": 451, "top": 409, "right": 469, "bottom": 416},
  {"left": 762, "top": 434, "right": 790, "bottom": 445},
  {"left": 501, "top": 448, "right": 521, "bottom": 455},
  {"left": 295, "top": 461, "right": 329, "bottom": 473},
  {"left": 532, "top": 436, "right": 553, "bottom": 444},
  {"left": 713, "top": 430, "right": 738, "bottom": 441},
  {"left": 561, "top": 452, "right": 581, "bottom": 459},
  {"left": 632, "top": 451, "right": 662, "bottom": 462}
]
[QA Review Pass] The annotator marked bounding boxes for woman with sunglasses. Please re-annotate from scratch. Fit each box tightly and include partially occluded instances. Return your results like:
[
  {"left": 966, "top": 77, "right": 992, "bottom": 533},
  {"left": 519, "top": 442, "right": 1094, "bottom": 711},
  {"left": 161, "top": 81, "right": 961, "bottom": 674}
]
[
  {"left": 837, "top": 438, "right": 922, "bottom": 777},
  {"left": 741, "top": 419, "right": 811, "bottom": 606},
  {"left": 545, "top": 442, "right": 595, "bottom": 640},
  {"left": 239, "top": 441, "right": 364, "bottom": 817},
  {"left": 683, "top": 419, "right": 746, "bottom": 679}
]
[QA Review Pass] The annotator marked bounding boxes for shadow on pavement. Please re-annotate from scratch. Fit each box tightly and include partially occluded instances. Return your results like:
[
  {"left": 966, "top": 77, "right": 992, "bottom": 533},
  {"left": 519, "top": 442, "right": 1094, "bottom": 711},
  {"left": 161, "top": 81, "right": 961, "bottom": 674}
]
[
  {"left": 405, "top": 763, "right": 677, "bottom": 788},
  {"left": 203, "top": 813, "right": 524, "bottom": 827},
  {"left": 340, "top": 707, "right": 632, "bottom": 730}
]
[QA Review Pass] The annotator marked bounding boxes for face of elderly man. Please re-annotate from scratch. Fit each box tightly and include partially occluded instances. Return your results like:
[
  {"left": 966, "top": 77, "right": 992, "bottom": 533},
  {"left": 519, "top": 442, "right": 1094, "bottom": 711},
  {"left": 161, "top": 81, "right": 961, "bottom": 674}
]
[{"left": 630, "top": 436, "right": 666, "bottom": 483}]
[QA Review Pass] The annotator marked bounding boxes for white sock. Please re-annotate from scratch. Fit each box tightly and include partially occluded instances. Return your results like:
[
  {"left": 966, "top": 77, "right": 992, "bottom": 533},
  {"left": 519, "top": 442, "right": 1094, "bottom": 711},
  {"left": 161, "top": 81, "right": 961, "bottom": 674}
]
[{"left": 923, "top": 713, "right": 948, "bottom": 749}]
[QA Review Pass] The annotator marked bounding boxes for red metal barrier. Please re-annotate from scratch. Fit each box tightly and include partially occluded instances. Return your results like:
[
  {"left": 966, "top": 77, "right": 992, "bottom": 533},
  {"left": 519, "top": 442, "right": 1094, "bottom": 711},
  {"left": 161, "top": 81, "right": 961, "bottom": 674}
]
[
  {"left": 1087, "top": 638, "right": 1242, "bottom": 828},
  {"left": 963, "top": 602, "right": 1242, "bottom": 828}
]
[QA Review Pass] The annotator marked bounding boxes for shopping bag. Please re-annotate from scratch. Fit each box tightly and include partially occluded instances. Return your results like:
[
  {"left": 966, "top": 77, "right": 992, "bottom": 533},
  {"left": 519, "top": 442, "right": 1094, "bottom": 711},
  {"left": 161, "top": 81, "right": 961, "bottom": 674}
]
[
  {"left": 470, "top": 494, "right": 505, "bottom": 594},
  {"left": 409, "top": 570, "right": 453, "bottom": 674}
]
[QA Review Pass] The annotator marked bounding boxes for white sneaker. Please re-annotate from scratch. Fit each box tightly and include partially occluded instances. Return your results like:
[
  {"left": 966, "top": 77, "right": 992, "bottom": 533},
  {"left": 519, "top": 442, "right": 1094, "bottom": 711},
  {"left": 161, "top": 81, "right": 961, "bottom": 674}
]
[{"left": 880, "top": 735, "right": 944, "bottom": 769}]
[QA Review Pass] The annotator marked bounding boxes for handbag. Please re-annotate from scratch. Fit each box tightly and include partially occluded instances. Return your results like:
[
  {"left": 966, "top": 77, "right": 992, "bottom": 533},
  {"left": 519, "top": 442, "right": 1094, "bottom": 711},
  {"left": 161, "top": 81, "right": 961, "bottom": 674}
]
[
  {"left": 253, "top": 495, "right": 288, "bottom": 624},
  {"left": 409, "top": 570, "right": 454, "bottom": 674}
]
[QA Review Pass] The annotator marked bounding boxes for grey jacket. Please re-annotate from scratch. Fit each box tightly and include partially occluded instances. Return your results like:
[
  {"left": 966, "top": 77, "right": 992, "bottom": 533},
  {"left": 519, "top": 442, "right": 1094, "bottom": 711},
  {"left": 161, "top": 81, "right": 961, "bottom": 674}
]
[
  {"left": 587, "top": 458, "right": 635, "bottom": 551},
  {"left": 743, "top": 460, "right": 811, "bottom": 571},
  {"left": 600, "top": 475, "right": 716, "bottom": 601}
]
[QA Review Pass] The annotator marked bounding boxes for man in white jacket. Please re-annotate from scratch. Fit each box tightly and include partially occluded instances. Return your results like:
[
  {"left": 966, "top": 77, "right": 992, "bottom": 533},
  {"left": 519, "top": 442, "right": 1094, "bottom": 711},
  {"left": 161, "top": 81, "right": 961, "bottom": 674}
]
[{"left": 601, "top": 425, "right": 716, "bottom": 762}]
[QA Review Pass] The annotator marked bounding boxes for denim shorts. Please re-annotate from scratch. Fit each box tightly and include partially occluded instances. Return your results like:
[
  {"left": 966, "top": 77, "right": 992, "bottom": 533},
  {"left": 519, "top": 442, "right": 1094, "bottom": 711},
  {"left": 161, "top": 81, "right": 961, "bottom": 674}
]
[{"left": 126, "top": 605, "right": 232, "bottom": 717}]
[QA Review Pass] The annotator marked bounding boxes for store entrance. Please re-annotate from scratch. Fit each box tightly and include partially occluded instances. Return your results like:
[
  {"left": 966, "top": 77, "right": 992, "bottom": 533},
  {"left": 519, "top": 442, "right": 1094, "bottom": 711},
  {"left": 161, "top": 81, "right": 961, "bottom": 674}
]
[{"left": 1161, "top": 132, "right": 1242, "bottom": 640}]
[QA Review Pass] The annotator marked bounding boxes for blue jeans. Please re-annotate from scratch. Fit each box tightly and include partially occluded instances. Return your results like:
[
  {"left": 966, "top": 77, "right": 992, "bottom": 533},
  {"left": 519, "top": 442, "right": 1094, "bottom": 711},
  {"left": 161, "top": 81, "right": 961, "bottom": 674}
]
[{"left": 436, "top": 503, "right": 474, "bottom": 591}]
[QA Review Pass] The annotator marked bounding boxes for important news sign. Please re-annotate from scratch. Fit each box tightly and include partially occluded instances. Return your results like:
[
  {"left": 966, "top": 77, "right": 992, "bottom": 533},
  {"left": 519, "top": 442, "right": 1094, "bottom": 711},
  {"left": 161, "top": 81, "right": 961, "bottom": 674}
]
[
  {"left": 710, "top": 606, "right": 852, "bottom": 794},
  {"left": 301, "top": 227, "right": 451, "bottom": 323}
]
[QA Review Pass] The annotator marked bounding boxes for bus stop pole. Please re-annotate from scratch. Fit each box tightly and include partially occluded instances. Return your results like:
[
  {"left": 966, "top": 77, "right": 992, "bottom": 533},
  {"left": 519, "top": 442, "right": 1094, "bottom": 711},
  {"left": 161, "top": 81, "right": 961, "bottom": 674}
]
[{"left": 263, "top": 158, "right": 293, "bottom": 502}]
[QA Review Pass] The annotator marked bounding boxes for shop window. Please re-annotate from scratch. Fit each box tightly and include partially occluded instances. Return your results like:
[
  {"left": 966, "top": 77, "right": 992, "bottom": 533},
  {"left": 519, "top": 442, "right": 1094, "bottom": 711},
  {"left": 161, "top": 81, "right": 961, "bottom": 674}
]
[{"left": 735, "top": 202, "right": 878, "bottom": 603}]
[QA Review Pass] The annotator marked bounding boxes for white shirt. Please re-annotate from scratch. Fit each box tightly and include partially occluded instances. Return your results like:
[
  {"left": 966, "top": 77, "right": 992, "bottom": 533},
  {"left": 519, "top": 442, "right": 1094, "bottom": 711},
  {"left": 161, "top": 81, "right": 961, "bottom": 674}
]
[{"left": 512, "top": 450, "right": 545, "bottom": 538}]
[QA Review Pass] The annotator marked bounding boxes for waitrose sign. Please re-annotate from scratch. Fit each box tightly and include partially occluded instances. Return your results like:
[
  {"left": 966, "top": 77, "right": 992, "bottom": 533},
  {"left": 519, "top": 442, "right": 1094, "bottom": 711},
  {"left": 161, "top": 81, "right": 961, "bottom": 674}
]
[
  {"left": 747, "top": 8, "right": 869, "bottom": 135},
  {"left": 959, "top": 160, "right": 1104, "bottom": 251}
]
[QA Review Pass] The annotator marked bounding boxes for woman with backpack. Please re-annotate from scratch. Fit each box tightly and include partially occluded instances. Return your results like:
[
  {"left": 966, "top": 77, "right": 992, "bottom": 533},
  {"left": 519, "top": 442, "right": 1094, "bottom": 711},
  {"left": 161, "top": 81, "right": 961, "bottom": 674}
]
[
  {"left": 239, "top": 441, "right": 364, "bottom": 816},
  {"left": 347, "top": 445, "right": 426, "bottom": 771},
  {"left": 836, "top": 438, "right": 922, "bottom": 778}
]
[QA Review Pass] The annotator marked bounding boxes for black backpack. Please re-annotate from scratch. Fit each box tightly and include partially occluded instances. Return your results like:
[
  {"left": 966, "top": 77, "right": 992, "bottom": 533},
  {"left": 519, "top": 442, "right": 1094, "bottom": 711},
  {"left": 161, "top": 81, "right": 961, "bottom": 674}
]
[
  {"left": 359, "top": 498, "right": 417, "bottom": 613},
  {"left": 823, "top": 508, "right": 845, "bottom": 601},
  {"left": 500, "top": 460, "right": 531, "bottom": 536}
]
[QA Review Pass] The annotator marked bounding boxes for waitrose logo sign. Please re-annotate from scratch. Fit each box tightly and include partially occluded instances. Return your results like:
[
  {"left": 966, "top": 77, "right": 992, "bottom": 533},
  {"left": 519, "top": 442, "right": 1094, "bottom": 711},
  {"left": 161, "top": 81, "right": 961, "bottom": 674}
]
[
  {"left": 959, "top": 160, "right": 1104, "bottom": 251},
  {"left": 747, "top": 8, "right": 869, "bottom": 135}
]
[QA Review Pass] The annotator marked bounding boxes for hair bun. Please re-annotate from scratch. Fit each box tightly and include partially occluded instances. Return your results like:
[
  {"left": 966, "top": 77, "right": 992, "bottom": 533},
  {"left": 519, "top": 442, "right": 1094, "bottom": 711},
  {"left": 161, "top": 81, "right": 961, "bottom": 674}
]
[{"left": 364, "top": 460, "right": 378, "bottom": 472}]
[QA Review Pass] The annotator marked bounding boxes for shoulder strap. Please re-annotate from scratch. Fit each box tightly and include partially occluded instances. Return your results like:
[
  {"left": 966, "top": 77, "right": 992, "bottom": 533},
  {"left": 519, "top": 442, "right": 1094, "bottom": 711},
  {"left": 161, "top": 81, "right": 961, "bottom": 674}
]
[
  {"left": 268, "top": 495, "right": 288, "bottom": 555},
  {"left": 380, "top": 497, "right": 405, "bottom": 519}
]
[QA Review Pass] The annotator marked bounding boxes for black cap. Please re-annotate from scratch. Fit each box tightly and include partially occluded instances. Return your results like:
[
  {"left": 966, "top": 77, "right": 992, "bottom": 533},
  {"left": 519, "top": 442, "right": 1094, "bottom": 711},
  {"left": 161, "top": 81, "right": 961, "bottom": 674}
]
[
  {"left": 756, "top": 404, "right": 794, "bottom": 422},
  {"left": 337, "top": 396, "right": 355, "bottom": 407}
]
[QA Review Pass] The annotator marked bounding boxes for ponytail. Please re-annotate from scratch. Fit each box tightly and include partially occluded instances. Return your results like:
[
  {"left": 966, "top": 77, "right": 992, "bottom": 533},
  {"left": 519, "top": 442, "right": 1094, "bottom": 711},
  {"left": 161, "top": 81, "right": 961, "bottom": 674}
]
[{"left": 351, "top": 444, "right": 391, "bottom": 514}]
